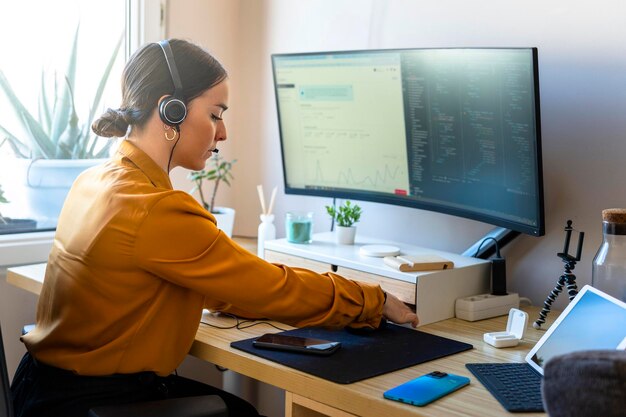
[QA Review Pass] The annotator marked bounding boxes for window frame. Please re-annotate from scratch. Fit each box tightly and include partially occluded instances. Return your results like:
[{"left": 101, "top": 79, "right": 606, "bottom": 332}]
[{"left": 0, "top": 0, "right": 166, "bottom": 267}]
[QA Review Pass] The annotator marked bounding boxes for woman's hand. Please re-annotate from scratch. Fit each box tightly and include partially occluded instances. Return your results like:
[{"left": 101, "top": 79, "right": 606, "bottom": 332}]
[{"left": 382, "top": 292, "right": 419, "bottom": 328}]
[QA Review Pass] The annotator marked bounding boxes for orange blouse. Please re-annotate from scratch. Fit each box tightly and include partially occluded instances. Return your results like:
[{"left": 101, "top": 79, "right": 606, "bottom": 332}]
[{"left": 22, "top": 140, "right": 384, "bottom": 376}]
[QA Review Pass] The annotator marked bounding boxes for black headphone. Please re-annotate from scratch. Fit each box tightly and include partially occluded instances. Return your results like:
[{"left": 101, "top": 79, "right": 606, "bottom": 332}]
[{"left": 158, "top": 40, "right": 187, "bottom": 126}]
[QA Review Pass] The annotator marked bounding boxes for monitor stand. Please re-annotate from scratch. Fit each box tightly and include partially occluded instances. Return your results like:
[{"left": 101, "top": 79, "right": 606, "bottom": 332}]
[{"left": 462, "top": 227, "right": 520, "bottom": 259}]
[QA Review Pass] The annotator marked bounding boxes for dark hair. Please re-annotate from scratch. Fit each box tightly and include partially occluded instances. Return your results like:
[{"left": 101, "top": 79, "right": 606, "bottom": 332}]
[{"left": 92, "top": 39, "right": 227, "bottom": 138}]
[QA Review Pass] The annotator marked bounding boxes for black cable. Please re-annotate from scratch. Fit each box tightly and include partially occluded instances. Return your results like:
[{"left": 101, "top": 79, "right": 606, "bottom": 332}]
[
  {"left": 200, "top": 312, "right": 288, "bottom": 332},
  {"left": 166, "top": 125, "right": 181, "bottom": 173},
  {"left": 182, "top": 313, "right": 288, "bottom": 375},
  {"left": 200, "top": 320, "right": 239, "bottom": 330},
  {"left": 237, "top": 320, "right": 289, "bottom": 332},
  {"left": 473, "top": 236, "right": 501, "bottom": 258}
]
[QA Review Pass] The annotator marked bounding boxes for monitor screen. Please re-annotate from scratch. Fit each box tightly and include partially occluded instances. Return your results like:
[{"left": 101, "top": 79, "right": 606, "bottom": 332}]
[{"left": 272, "top": 48, "right": 544, "bottom": 236}]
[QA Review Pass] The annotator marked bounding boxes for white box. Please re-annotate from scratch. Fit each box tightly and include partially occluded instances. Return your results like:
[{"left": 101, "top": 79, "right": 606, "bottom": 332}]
[
  {"left": 483, "top": 308, "right": 528, "bottom": 348},
  {"left": 455, "top": 293, "right": 520, "bottom": 321},
  {"left": 265, "top": 232, "right": 490, "bottom": 326}
]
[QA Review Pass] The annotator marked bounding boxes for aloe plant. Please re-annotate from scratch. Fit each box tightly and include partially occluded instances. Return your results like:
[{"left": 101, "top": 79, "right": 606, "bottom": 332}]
[
  {"left": 188, "top": 154, "right": 237, "bottom": 213},
  {"left": 0, "top": 25, "right": 123, "bottom": 159}
]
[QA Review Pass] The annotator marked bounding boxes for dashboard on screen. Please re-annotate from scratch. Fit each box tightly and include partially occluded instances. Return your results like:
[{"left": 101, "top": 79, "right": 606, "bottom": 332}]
[{"left": 272, "top": 48, "right": 544, "bottom": 236}]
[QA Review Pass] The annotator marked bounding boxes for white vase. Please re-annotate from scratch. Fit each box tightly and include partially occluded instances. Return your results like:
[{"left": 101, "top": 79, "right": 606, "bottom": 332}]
[
  {"left": 336, "top": 225, "right": 357, "bottom": 245},
  {"left": 212, "top": 206, "right": 236, "bottom": 237},
  {"left": 5, "top": 158, "right": 107, "bottom": 228},
  {"left": 257, "top": 214, "right": 276, "bottom": 258}
]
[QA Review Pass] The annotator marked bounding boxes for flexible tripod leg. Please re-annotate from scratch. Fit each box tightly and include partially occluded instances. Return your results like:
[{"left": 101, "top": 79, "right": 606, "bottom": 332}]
[
  {"left": 563, "top": 271, "right": 579, "bottom": 301},
  {"left": 533, "top": 274, "right": 567, "bottom": 329}
]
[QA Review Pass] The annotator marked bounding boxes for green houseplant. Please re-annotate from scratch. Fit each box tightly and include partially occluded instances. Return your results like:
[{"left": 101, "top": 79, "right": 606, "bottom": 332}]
[
  {"left": 188, "top": 153, "right": 237, "bottom": 237},
  {"left": 326, "top": 200, "right": 362, "bottom": 227},
  {"left": 0, "top": 25, "right": 123, "bottom": 226},
  {"left": 326, "top": 200, "right": 362, "bottom": 244},
  {"left": 0, "top": 25, "right": 122, "bottom": 159},
  {"left": 0, "top": 184, "right": 37, "bottom": 233}
]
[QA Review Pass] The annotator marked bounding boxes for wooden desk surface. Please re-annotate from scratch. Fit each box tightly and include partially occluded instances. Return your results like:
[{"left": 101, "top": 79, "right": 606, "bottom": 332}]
[
  {"left": 191, "top": 310, "right": 548, "bottom": 417},
  {"left": 6, "top": 262, "right": 46, "bottom": 294},
  {"left": 6, "top": 242, "right": 550, "bottom": 417}
]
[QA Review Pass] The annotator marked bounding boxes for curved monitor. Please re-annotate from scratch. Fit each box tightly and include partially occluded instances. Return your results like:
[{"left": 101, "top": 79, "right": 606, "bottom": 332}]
[{"left": 272, "top": 48, "right": 544, "bottom": 236}]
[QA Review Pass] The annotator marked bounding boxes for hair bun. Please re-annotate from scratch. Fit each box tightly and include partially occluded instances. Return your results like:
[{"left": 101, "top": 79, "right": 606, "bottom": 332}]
[{"left": 92, "top": 108, "right": 130, "bottom": 138}]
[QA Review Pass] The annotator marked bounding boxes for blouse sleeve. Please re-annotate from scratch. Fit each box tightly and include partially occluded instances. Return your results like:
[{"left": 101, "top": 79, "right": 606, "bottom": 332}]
[{"left": 135, "top": 193, "right": 384, "bottom": 329}]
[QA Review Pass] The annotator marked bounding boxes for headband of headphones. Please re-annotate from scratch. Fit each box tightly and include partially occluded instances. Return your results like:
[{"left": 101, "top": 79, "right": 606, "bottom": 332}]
[{"left": 157, "top": 40, "right": 187, "bottom": 125}]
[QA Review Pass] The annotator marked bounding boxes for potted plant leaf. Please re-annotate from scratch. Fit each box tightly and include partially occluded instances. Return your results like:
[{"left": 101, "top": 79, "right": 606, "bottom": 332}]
[
  {"left": 0, "top": 184, "right": 37, "bottom": 234},
  {"left": 188, "top": 153, "right": 237, "bottom": 237},
  {"left": 326, "top": 200, "right": 362, "bottom": 244},
  {"left": 0, "top": 24, "right": 123, "bottom": 226}
]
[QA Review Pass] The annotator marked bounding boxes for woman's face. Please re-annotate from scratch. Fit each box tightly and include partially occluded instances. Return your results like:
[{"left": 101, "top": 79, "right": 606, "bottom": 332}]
[{"left": 174, "top": 80, "right": 229, "bottom": 171}]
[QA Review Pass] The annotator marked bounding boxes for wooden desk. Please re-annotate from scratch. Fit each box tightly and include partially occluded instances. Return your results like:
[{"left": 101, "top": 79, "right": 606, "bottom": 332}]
[{"left": 7, "top": 256, "right": 549, "bottom": 417}]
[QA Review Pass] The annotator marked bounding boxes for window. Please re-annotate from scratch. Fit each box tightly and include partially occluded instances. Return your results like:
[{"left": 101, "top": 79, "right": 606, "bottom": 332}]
[{"left": 0, "top": 1, "right": 126, "bottom": 235}]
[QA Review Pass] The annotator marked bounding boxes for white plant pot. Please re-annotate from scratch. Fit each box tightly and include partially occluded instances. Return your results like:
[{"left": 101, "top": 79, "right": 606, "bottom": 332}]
[
  {"left": 5, "top": 158, "right": 107, "bottom": 228},
  {"left": 336, "top": 225, "right": 357, "bottom": 245},
  {"left": 212, "top": 206, "right": 235, "bottom": 237}
]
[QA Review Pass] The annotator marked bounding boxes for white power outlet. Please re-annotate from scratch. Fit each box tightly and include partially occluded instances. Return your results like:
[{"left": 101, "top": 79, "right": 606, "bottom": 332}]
[{"left": 455, "top": 293, "right": 520, "bottom": 321}]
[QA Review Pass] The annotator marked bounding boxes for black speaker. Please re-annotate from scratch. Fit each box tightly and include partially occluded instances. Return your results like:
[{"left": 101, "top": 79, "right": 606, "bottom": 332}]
[{"left": 157, "top": 40, "right": 187, "bottom": 125}]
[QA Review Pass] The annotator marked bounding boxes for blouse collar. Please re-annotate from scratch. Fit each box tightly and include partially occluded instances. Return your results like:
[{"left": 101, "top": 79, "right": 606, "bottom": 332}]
[{"left": 116, "top": 140, "right": 173, "bottom": 189}]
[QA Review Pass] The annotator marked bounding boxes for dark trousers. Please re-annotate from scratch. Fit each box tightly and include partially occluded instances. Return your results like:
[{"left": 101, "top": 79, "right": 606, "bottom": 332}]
[{"left": 11, "top": 352, "right": 260, "bottom": 417}]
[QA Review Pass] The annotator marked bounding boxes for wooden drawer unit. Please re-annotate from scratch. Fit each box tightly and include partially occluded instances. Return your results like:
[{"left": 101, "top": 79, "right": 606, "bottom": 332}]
[
  {"left": 265, "top": 250, "right": 416, "bottom": 305},
  {"left": 263, "top": 233, "right": 490, "bottom": 326}
]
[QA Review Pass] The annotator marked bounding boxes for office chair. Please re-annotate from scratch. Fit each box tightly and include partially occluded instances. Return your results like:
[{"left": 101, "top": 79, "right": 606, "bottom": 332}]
[
  {"left": 88, "top": 395, "right": 228, "bottom": 417},
  {"left": 2, "top": 325, "right": 227, "bottom": 417},
  {"left": 1, "top": 326, "right": 15, "bottom": 417},
  {"left": 542, "top": 350, "right": 626, "bottom": 417}
]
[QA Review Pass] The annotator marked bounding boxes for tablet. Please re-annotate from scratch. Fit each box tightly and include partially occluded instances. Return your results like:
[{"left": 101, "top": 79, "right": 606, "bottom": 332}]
[{"left": 525, "top": 285, "right": 626, "bottom": 374}]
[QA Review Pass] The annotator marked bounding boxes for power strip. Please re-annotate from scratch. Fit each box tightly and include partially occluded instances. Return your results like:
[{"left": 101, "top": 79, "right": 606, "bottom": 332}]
[{"left": 455, "top": 293, "right": 520, "bottom": 321}]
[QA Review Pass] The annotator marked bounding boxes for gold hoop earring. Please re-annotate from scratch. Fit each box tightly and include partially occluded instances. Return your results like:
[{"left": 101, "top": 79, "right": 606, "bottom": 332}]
[
  {"left": 164, "top": 125, "right": 177, "bottom": 141},
  {"left": 164, "top": 129, "right": 177, "bottom": 141}
]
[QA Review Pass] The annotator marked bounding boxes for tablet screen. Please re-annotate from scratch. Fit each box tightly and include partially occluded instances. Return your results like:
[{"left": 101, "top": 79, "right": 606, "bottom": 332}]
[{"left": 526, "top": 286, "right": 626, "bottom": 374}]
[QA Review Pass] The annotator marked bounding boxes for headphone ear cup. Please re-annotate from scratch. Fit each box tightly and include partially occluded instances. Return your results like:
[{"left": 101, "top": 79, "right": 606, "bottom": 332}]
[{"left": 159, "top": 96, "right": 187, "bottom": 125}]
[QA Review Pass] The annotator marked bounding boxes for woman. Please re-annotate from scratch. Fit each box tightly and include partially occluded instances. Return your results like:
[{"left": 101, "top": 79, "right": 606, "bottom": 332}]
[{"left": 11, "top": 39, "right": 417, "bottom": 417}]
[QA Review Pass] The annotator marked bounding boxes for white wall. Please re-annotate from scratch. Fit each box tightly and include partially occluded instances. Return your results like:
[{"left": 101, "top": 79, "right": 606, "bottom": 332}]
[
  {"left": 165, "top": 4, "right": 626, "bottom": 414},
  {"left": 3, "top": 1, "right": 624, "bottom": 416},
  {"left": 165, "top": 3, "right": 285, "bottom": 416},
  {"left": 214, "top": 0, "right": 626, "bottom": 310}
]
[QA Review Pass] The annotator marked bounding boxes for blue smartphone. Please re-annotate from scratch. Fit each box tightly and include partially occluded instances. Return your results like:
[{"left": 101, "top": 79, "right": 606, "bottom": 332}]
[{"left": 383, "top": 371, "right": 470, "bottom": 406}]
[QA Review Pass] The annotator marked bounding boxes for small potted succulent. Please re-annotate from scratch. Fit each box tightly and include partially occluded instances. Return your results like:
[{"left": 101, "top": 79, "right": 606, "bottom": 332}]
[
  {"left": 326, "top": 200, "right": 362, "bottom": 244},
  {"left": 0, "top": 184, "right": 37, "bottom": 234},
  {"left": 188, "top": 153, "right": 237, "bottom": 237},
  {"left": 0, "top": 185, "right": 8, "bottom": 223}
]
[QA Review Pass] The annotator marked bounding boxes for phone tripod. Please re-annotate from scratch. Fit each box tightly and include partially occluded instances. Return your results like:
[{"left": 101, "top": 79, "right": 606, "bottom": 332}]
[{"left": 533, "top": 220, "right": 584, "bottom": 329}]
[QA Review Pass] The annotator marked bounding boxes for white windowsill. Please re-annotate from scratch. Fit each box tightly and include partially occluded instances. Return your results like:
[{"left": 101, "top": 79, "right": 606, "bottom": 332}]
[{"left": 0, "top": 231, "right": 54, "bottom": 267}]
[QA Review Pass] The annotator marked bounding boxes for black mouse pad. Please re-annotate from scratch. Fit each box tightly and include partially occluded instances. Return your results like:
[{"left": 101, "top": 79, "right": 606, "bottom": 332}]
[{"left": 230, "top": 323, "right": 472, "bottom": 384}]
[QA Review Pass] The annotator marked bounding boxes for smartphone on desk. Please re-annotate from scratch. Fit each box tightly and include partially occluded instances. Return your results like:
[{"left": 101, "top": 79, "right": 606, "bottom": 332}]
[
  {"left": 384, "top": 371, "right": 470, "bottom": 407},
  {"left": 252, "top": 333, "right": 341, "bottom": 356}
]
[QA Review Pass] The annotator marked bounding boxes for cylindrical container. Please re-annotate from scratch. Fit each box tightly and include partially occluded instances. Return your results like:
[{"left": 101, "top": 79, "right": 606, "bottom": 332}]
[
  {"left": 285, "top": 211, "right": 313, "bottom": 244},
  {"left": 592, "top": 208, "right": 626, "bottom": 302},
  {"left": 257, "top": 214, "right": 276, "bottom": 258}
]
